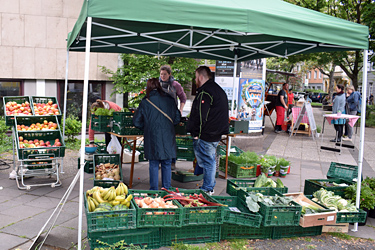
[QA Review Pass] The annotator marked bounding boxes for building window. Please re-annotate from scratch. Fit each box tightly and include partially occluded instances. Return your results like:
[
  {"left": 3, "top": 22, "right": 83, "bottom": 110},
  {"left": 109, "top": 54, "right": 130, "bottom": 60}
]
[
  {"left": 317, "top": 86, "right": 321, "bottom": 90},
  {"left": 58, "top": 81, "right": 105, "bottom": 119},
  {"left": 314, "top": 71, "right": 317, "bottom": 79},
  {"left": 0, "top": 81, "right": 23, "bottom": 116},
  {"left": 308, "top": 72, "right": 311, "bottom": 79},
  {"left": 319, "top": 71, "right": 322, "bottom": 79}
]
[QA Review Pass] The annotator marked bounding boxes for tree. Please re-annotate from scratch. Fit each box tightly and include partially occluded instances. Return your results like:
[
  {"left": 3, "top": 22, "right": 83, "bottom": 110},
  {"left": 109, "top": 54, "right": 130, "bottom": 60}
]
[
  {"left": 100, "top": 54, "right": 201, "bottom": 107},
  {"left": 284, "top": 0, "right": 375, "bottom": 90}
]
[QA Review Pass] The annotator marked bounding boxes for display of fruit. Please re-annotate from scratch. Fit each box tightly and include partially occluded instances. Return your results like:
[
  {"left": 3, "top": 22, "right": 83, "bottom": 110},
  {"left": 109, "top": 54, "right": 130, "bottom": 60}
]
[
  {"left": 18, "top": 138, "right": 62, "bottom": 148},
  {"left": 85, "top": 183, "right": 131, "bottom": 212},
  {"left": 33, "top": 101, "right": 60, "bottom": 116},
  {"left": 5, "top": 101, "right": 32, "bottom": 116},
  {"left": 95, "top": 163, "right": 121, "bottom": 181},
  {"left": 134, "top": 196, "right": 178, "bottom": 210},
  {"left": 16, "top": 120, "right": 58, "bottom": 131}
]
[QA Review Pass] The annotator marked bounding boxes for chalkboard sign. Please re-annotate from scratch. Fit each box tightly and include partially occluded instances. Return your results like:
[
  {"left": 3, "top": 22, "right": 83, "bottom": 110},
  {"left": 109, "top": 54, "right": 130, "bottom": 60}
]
[
  {"left": 291, "top": 102, "right": 316, "bottom": 138},
  {"left": 305, "top": 102, "right": 316, "bottom": 131}
]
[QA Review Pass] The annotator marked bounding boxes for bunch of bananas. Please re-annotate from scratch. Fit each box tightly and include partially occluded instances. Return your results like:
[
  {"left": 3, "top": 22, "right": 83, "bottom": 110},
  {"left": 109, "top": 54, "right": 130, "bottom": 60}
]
[{"left": 86, "top": 182, "right": 132, "bottom": 212}]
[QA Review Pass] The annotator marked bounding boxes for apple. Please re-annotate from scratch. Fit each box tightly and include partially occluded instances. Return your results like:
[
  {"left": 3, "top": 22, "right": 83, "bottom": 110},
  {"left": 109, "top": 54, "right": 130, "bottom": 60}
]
[
  {"left": 55, "top": 138, "right": 60, "bottom": 142},
  {"left": 19, "top": 136, "right": 23, "bottom": 141},
  {"left": 55, "top": 142, "right": 62, "bottom": 146},
  {"left": 48, "top": 100, "right": 53, "bottom": 105}
]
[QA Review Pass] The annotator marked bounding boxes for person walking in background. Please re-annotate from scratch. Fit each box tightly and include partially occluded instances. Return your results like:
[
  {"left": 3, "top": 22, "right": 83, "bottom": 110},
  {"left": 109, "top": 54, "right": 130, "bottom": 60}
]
[
  {"left": 330, "top": 84, "right": 346, "bottom": 143},
  {"left": 89, "top": 99, "right": 121, "bottom": 147},
  {"left": 274, "top": 83, "right": 289, "bottom": 133},
  {"left": 159, "top": 65, "right": 187, "bottom": 170},
  {"left": 369, "top": 94, "right": 374, "bottom": 105},
  {"left": 133, "top": 78, "right": 181, "bottom": 190},
  {"left": 343, "top": 86, "right": 360, "bottom": 141},
  {"left": 187, "top": 66, "right": 229, "bottom": 195},
  {"left": 287, "top": 87, "right": 294, "bottom": 116}
]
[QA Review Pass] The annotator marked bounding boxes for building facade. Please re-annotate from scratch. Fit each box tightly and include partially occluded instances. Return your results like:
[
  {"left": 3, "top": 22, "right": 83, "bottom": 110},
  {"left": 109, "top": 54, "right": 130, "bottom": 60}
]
[{"left": 0, "top": 0, "right": 120, "bottom": 117}]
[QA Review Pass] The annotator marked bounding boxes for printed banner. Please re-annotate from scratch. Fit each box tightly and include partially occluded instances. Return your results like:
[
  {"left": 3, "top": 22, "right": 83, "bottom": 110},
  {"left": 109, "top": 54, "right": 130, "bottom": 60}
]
[{"left": 237, "top": 78, "right": 265, "bottom": 132}]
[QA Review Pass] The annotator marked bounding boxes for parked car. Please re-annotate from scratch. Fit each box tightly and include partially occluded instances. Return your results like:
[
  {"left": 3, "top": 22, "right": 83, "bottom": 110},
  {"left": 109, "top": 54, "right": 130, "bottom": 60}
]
[{"left": 310, "top": 93, "right": 328, "bottom": 103}]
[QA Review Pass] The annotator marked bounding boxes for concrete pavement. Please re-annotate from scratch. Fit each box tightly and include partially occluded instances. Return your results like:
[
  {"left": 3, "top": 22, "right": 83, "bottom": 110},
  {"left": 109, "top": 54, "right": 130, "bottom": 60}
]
[{"left": 0, "top": 106, "right": 374, "bottom": 250}]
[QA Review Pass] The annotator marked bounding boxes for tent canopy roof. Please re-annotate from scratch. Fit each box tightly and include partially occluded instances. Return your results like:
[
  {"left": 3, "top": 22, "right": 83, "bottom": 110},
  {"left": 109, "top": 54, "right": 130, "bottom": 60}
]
[{"left": 67, "top": 0, "right": 369, "bottom": 61}]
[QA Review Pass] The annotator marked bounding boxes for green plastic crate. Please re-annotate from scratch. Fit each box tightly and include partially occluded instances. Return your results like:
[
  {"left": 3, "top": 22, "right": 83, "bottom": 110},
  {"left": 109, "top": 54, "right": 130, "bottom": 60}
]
[
  {"left": 95, "top": 142, "right": 108, "bottom": 154},
  {"left": 130, "top": 190, "right": 183, "bottom": 228},
  {"left": 3, "top": 96, "right": 34, "bottom": 126},
  {"left": 336, "top": 209, "right": 367, "bottom": 224},
  {"left": 88, "top": 228, "right": 161, "bottom": 250},
  {"left": 176, "top": 136, "right": 193, "bottom": 147},
  {"left": 172, "top": 171, "right": 203, "bottom": 182},
  {"left": 175, "top": 120, "right": 188, "bottom": 135},
  {"left": 212, "top": 196, "right": 262, "bottom": 227},
  {"left": 160, "top": 224, "right": 220, "bottom": 247},
  {"left": 176, "top": 189, "right": 225, "bottom": 226},
  {"left": 237, "top": 187, "right": 283, "bottom": 203},
  {"left": 113, "top": 111, "right": 134, "bottom": 126},
  {"left": 15, "top": 130, "right": 66, "bottom": 160},
  {"left": 219, "top": 158, "right": 257, "bottom": 178},
  {"left": 259, "top": 199, "right": 302, "bottom": 227},
  {"left": 77, "top": 157, "right": 94, "bottom": 174},
  {"left": 221, "top": 224, "right": 273, "bottom": 240},
  {"left": 226, "top": 179, "right": 289, "bottom": 196},
  {"left": 176, "top": 147, "right": 195, "bottom": 161},
  {"left": 112, "top": 125, "right": 143, "bottom": 135},
  {"left": 216, "top": 145, "right": 244, "bottom": 156},
  {"left": 91, "top": 114, "right": 113, "bottom": 132},
  {"left": 30, "top": 96, "right": 62, "bottom": 123},
  {"left": 272, "top": 225, "right": 322, "bottom": 239},
  {"left": 304, "top": 179, "right": 352, "bottom": 197},
  {"left": 15, "top": 115, "right": 61, "bottom": 131},
  {"left": 84, "top": 195, "right": 136, "bottom": 233},
  {"left": 93, "top": 154, "right": 122, "bottom": 188},
  {"left": 327, "top": 162, "right": 359, "bottom": 183},
  {"left": 24, "top": 154, "right": 53, "bottom": 170},
  {"left": 229, "top": 120, "right": 249, "bottom": 134}
]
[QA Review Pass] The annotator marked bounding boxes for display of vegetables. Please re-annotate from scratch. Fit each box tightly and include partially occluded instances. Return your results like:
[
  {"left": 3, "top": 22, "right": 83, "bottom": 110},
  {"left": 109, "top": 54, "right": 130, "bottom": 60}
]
[
  {"left": 86, "top": 183, "right": 131, "bottom": 212},
  {"left": 95, "top": 163, "right": 120, "bottom": 180},
  {"left": 227, "top": 151, "right": 260, "bottom": 165},
  {"left": 245, "top": 192, "right": 295, "bottom": 213},
  {"left": 312, "top": 188, "right": 357, "bottom": 212},
  {"left": 162, "top": 188, "right": 226, "bottom": 208},
  {"left": 253, "top": 173, "right": 284, "bottom": 188},
  {"left": 93, "top": 108, "right": 115, "bottom": 116},
  {"left": 310, "top": 180, "right": 348, "bottom": 188}
]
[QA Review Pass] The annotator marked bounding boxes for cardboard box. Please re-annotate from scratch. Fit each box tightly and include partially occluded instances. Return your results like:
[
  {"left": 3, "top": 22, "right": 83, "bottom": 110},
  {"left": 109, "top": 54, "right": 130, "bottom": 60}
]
[
  {"left": 322, "top": 223, "right": 349, "bottom": 233},
  {"left": 122, "top": 149, "right": 140, "bottom": 163},
  {"left": 285, "top": 192, "right": 337, "bottom": 228}
]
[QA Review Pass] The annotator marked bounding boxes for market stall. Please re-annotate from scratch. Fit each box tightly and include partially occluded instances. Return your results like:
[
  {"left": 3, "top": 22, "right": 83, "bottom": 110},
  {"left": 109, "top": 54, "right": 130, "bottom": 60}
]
[{"left": 63, "top": 0, "right": 370, "bottom": 248}]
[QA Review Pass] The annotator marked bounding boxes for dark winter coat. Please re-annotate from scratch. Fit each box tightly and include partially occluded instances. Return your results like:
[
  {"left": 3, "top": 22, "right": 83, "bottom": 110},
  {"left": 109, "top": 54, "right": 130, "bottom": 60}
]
[
  {"left": 187, "top": 78, "right": 229, "bottom": 142},
  {"left": 133, "top": 90, "right": 181, "bottom": 160}
]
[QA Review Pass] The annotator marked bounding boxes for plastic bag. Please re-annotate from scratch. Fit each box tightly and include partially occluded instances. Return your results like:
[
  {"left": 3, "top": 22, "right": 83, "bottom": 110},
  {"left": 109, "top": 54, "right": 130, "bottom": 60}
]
[{"left": 107, "top": 134, "right": 122, "bottom": 154}]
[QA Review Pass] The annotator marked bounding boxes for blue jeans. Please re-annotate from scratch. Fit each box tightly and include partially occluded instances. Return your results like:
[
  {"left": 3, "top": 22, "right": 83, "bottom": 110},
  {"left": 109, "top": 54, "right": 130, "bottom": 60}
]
[
  {"left": 193, "top": 139, "right": 219, "bottom": 192},
  {"left": 149, "top": 159, "right": 172, "bottom": 190}
]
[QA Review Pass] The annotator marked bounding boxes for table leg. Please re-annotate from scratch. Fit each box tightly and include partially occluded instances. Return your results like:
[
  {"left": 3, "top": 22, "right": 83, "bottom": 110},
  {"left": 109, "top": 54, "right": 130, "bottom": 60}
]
[{"left": 129, "top": 138, "right": 137, "bottom": 188}]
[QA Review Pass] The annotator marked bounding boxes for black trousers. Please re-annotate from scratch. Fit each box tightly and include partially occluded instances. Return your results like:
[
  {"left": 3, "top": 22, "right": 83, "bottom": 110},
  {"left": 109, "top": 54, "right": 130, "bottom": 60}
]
[{"left": 334, "top": 124, "right": 344, "bottom": 140}]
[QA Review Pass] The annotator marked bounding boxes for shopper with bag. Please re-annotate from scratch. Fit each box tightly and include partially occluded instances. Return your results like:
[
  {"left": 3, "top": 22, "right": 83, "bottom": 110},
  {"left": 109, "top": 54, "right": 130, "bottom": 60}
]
[
  {"left": 89, "top": 99, "right": 122, "bottom": 148},
  {"left": 133, "top": 78, "right": 181, "bottom": 190}
]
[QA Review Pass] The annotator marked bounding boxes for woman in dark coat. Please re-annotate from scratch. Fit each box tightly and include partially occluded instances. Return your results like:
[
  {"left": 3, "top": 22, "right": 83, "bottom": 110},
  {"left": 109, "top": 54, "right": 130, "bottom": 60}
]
[{"left": 133, "top": 78, "right": 181, "bottom": 190}]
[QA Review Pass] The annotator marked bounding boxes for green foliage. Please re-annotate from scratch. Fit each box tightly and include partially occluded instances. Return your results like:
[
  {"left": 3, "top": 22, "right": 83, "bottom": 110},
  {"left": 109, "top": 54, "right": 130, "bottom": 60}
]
[
  {"left": 316, "top": 125, "right": 322, "bottom": 133},
  {"left": 0, "top": 118, "right": 12, "bottom": 154},
  {"left": 227, "top": 151, "right": 260, "bottom": 165},
  {"left": 100, "top": 54, "right": 201, "bottom": 107},
  {"left": 64, "top": 115, "right": 82, "bottom": 142},
  {"left": 93, "top": 239, "right": 144, "bottom": 250},
  {"left": 304, "top": 88, "right": 326, "bottom": 94},
  {"left": 93, "top": 108, "right": 115, "bottom": 116},
  {"left": 277, "top": 158, "right": 290, "bottom": 167},
  {"left": 344, "top": 177, "right": 375, "bottom": 210}
]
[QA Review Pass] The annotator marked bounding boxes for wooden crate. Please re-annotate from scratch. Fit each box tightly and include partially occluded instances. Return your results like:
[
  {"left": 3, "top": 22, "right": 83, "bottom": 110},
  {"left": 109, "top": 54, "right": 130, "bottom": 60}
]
[
  {"left": 322, "top": 223, "right": 349, "bottom": 233},
  {"left": 285, "top": 192, "right": 337, "bottom": 228}
]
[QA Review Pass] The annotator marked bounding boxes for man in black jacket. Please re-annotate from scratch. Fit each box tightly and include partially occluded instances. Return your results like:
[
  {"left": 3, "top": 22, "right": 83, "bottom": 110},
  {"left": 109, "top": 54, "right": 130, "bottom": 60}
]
[{"left": 187, "top": 66, "right": 229, "bottom": 195}]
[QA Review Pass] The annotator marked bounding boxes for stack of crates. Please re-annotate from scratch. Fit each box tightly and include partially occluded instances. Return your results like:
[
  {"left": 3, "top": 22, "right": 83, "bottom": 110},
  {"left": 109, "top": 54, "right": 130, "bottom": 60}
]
[
  {"left": 176, "top": 136, "right": 195, "bottom": 161},
  {"left": 304, "top": 162, "right": 367, "bottom": 225},
  {"left": 111, "top": 111, "right": 143, "bottom": 135}
]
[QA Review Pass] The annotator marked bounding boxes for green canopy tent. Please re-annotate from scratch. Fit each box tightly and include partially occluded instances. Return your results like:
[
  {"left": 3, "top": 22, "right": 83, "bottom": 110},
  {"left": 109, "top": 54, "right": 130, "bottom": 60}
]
[{"left": 60, "top": 0, "right": 371, "bottom": 248}]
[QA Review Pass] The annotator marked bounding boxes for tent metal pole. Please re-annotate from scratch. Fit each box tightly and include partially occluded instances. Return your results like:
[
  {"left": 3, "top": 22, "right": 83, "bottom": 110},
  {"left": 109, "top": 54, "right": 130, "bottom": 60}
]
[
  {"left": 228, "top": 55, "right": 238, "bottom": 156},
  {"left": 230, "top": 54, "right": 238, "bottom": 116},
  {"left": 77, "top": 16, "right": 92, "bottom": 249},
  {"left": 352, "top": 49, "right": 368, "bottom": 232},
  {"left": 61, "top": 49, "right": 70, "bottom": 173}
]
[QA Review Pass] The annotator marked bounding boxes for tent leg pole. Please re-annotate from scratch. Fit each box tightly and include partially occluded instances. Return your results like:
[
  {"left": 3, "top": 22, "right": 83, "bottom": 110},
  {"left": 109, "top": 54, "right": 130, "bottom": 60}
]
[
  {"left": 61, "top": 50, "right": 70, "bottom": 173},
  {"left": 352, "top": 49, "right": 368, "bottom": 232},
  {"left": 230, "top": 54, "right": 238, "bottom": 117},
  {"left": 77, "top": 16, "right": 93, "bottom": 249}
]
